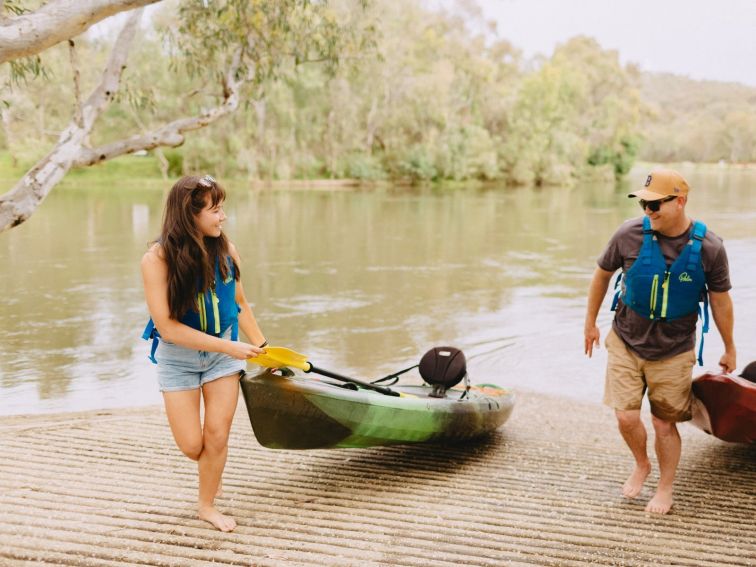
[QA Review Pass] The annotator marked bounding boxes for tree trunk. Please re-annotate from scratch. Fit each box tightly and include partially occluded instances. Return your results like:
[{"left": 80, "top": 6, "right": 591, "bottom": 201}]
[
  {"left": 366, "top": 95, "right": 378, "bottom": 153},
  {"left": 0, "top": 10, "right": 141, "bottom": 231},
  {"left": 0, "top": 38, "right": 245, "bottom": 232}
]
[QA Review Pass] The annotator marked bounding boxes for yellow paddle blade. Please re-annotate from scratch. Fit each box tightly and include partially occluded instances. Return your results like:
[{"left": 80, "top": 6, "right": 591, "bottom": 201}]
[{"left": 248, "top": 346, "right": 310, "bottom": 372}]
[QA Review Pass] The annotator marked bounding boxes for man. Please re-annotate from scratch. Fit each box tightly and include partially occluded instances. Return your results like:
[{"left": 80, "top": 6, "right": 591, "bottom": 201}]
[{"left": 584, "top": 169, "right": 736, "bottom": 515}]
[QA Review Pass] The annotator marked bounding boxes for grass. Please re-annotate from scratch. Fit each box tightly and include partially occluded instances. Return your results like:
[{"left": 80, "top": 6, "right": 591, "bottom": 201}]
[
  {"left": 4, "top": 151, "right": 749, "bottom": 194},
  {"left": 0, "top": 152, "right": 166, "bottom": 187}
]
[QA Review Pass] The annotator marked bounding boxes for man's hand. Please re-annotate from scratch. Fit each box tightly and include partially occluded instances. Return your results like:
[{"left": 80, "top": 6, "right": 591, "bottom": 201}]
[
  {"left": 584, "top": 324, "right": 601, "bottom": 358},
  {"left": 584, "top": 266, "right": 614, "bottom": 359},
  {"left": 719, "top": 349, "right": 736, "bottom": 374},
  {"left": 709, "top": 290, "right": 735, "bottom": 373}
]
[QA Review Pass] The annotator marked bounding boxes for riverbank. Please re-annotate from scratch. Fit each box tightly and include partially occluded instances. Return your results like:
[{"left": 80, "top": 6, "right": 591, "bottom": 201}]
[
  {"left": 3, "top": 151, "right": 755, "bottom": 191},
  {"left": 1, "top": 390, "right": 753, "bottom": 566}
]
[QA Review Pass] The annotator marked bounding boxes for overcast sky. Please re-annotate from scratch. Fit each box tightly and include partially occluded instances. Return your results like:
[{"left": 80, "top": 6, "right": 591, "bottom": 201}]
[{"left": 477, "top": 0, "right": 756, "bottom": 86}]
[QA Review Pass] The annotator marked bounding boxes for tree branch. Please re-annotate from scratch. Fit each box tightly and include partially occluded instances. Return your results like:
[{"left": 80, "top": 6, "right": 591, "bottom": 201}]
[
  {"left": 75, "top": 50, "right": 244, "bottom": 166},
  {"left": 68, "top": 39, "right": 83, "bottom": 128},
  {"left": 0, "top": 0, "right": 160, "bottom": 65},
  {"left": 0, "top": 9, "right": 142, "bottom": 232}
]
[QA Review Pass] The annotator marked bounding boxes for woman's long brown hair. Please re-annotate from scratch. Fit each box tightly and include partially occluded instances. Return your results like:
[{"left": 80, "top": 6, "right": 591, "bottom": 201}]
[{"left": 158, "top": 175, "right": 240, "bottom": 320}]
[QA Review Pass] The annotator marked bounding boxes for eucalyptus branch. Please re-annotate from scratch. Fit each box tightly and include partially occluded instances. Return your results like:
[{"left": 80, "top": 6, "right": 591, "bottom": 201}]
[
  {"left": 0, "top": 9, "right": 142, "bottom": 232},
  {"left": 68, "top": 39, "right": 83, "bottom": 128},
  {"left": 0, "top": 0, "right": 160, "bottom": 65},
  {"left": 75, "top": 49, "right": 244, "bottom": 166}
]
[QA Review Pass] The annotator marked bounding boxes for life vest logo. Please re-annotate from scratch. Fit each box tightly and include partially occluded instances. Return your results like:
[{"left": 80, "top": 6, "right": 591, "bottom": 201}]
[
  {"left": 645, "top": 175, "right": 653, "bottom": 187},
  {"left": 679, "top": 272, "right": 693, "bottom": 283}
]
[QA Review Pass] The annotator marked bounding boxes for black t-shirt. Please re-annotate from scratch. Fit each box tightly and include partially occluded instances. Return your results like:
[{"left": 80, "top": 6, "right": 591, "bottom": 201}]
[{"left": 597, "top": 217, "right": 731, "bottom": 360}]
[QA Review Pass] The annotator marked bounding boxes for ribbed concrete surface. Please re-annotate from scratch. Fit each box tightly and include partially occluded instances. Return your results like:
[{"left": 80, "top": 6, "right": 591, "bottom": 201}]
[{"left": 1, "top": 391, "right": 754, "bottom": 566}]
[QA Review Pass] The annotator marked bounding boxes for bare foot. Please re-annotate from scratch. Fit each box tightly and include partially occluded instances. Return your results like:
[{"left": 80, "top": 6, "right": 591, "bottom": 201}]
[
  {"left": 645, "top": 488, "right": 673, "bottom": 514},
  {"left": 198, "top": 506, "right": 237, "bottom": 532},
  {"left": 622, "top": 461, "right": 651, "bottom": 498}
]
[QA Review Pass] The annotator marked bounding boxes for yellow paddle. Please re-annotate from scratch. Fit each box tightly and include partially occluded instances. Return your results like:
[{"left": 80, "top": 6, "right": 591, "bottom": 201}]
[{"left": 249, "top": 346, "right": 404, "bottom": 397}]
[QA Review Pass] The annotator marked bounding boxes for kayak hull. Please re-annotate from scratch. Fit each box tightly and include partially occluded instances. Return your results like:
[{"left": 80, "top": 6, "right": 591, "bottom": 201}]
[
  {"left": 691, "top": 372, "right": 756, "bottom": 444},
  {"left": 240, "top": 369, "right": 515, "bottom": 449}
]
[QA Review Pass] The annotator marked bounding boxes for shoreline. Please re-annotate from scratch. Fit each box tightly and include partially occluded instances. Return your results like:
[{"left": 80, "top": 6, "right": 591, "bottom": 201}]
[
  {"left": 3, "top": 156, "right": 755, "bottom": 192},
  {"left": 1, "top": 390, "right": 753, "bottom": 566}
]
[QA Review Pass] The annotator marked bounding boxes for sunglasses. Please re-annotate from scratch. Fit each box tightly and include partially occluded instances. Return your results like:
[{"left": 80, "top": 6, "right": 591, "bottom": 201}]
[
  {"left": 639, "top": 195, "right": 677, "bottom": 212},
  {"left": 197, "top": 174, "right": 216, "bottom": 189}
]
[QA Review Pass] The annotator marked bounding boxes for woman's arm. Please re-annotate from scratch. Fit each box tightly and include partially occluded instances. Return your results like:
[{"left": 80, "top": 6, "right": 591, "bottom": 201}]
[
  {"left": 228, "top": 243, "right": 267, "bottom": 348},
  {"left": 141, "top": 245, "right": 261, "bottom": 359}
]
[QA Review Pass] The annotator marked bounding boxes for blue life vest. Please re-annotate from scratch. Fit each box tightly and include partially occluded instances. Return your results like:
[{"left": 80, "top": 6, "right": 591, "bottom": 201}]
[
  {"left": 142, "top": 256, "right": 240, "bottom": 363},
  {"left": 611, "top": 216, "right": 710, "bottom": 365}
]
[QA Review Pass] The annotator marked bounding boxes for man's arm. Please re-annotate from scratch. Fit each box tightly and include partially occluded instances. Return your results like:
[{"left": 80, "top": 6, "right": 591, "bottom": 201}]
[
  {"left": 708, "top": 290, "right": 736, "bottom": 373},
  {"left": 584, "top": 266, "right": 616, "bottom": 357}
]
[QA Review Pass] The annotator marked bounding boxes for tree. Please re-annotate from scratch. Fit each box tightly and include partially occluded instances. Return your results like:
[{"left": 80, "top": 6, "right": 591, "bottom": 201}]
[
  {"left": 0, "top": 0, "right": 371, "bottom": 232},
  {"left": 0, "top": 0, "right": 160, "bottom": 65}
]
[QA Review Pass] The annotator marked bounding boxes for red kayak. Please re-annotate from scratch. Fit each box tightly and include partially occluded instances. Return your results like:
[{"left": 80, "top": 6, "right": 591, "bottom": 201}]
[{"left": 691, "top": 372, "right": 756, "bottom": 444}]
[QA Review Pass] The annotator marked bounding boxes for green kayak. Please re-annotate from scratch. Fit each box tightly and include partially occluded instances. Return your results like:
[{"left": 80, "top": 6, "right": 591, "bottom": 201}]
[{"left": 240, "top": 368, "right": 515, "bottom": 449}]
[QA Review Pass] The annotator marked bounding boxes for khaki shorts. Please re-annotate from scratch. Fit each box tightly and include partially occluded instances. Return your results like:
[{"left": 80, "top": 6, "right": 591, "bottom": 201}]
[{"left": 603, "top": 329, "right": 695, "bottom": 422}]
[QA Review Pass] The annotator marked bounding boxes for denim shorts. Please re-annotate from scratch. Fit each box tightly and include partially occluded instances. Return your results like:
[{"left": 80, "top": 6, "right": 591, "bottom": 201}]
[{"left": 156, "top": 329, "right": 246, "bottom": 392}]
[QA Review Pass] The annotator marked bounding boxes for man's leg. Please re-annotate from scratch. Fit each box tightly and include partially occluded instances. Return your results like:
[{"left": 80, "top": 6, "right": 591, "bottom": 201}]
[
  {"left": 604, "top": 330, "right": 649, "bottom": 498},
  {"left": 645, "top": 349, "right": 695, "bottom": 515},
  {"left": 646, "top": 416, "right": 680, "bottom": 514},
  {"left": 615, "top": 409, "right": 652, "bottom": 498}
]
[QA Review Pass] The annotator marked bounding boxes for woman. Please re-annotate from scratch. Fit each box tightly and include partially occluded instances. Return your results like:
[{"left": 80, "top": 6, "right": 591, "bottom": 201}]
[{"left": 141, "top": 174, "right": 266, "bottom": 532}]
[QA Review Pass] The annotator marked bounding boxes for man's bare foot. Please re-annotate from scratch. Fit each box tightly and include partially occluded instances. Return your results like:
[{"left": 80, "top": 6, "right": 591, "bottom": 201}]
[
  {"left": 622, "top": 461, "right": 651, "bottom": 498},
  {"left": 645, "top": 487, "right": 673, "bottom": 514},
  {"left": 198, "top": 505, "right": 236, "bottom": 532}
]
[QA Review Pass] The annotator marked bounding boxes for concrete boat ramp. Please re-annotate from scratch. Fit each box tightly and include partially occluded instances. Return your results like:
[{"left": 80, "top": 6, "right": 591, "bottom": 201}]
[{"left": 1, "top": 391, "right": 754, "bottom": 566}]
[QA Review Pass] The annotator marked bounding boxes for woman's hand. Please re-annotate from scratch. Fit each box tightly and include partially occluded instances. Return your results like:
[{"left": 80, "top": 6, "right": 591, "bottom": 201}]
[{"left": 225, "top": 341, "right": 265, "bottom": 360}]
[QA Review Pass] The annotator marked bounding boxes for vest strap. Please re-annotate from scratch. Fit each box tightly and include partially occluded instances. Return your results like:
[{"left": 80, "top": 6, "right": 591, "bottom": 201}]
[
  {"left": 641, "top": 216, "right": 654, "bottom": 265},
  {"left": 211, "top": 289, "right": 221, "bottom": 334},
  {"left": 141, "top": 319, "right": 160, "bottom": 364},
  {"left": 610, "top": 272, "right": 622, "bottom": 311},
  {"left": 231, "top": 305, "right": 241, "bottom": 341},
  {"left": 687, "top": 221, "right": 706, "bottom": 271},
  {"left": 695, "top": 289, "right": 710, "bottom": 367}
]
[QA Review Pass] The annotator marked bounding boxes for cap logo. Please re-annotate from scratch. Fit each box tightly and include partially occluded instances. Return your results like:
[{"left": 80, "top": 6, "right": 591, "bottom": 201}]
[
  {"left": 674, "top": 187, "right": 680, "bottom": 193},
  {"left": 645, "top": 175, "right": 652, "bottom": 187}
]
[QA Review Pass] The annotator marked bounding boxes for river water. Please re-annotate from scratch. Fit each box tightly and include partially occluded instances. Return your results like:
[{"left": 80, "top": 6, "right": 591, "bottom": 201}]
[{"left": 1, "top": 166, "right": 754, "bottom": 416}]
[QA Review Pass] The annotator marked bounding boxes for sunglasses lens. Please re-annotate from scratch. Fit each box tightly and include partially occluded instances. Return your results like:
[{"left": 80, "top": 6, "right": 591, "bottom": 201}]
[{"left": 640, "top": 196, "right": 675, "bottom": 212}]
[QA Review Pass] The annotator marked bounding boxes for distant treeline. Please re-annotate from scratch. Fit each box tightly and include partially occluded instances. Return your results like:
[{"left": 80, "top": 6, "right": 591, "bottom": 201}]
[
  {"left": 639, "top": 73, "right": 756, "bottom": 164},
  {"left": 1, "top": 1, "right": 754, "bottom": 185}
]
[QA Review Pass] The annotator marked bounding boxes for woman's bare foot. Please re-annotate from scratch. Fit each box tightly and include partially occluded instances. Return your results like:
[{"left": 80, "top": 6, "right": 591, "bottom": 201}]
[
  {"left": 198, "top": 505, "right": 236, "bottom": 532},
  {"left": 645, "top": 487, "right": 674, "bottom": 514},
  {"left": 622, "top": 461, "right": 651, "bottom": 498}
]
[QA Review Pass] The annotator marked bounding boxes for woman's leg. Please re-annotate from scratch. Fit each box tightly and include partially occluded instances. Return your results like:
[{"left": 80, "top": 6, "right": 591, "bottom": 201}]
[
  {"left": 197, "top": 374, "right": 240, "bottom": 532},
  {"left": 162, "top": 389, "right": 203, "bottom": 460}
]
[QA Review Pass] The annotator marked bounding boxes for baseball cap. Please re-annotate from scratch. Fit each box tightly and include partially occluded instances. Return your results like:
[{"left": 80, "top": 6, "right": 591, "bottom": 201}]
[{"left": 628, "top": 169, "right": 690, "bottom": 201}]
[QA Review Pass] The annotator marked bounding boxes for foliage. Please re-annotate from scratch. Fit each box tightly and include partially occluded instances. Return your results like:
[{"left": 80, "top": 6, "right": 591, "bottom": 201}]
[
  {"left": 3, "top": 0, "right": 751, "bottom": 193},
  {"left": 1, "top": 2, "right": 49, "bottom": 101},
  {"left": 639, "top": 73, "right": 756, "bottom": 163}
]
